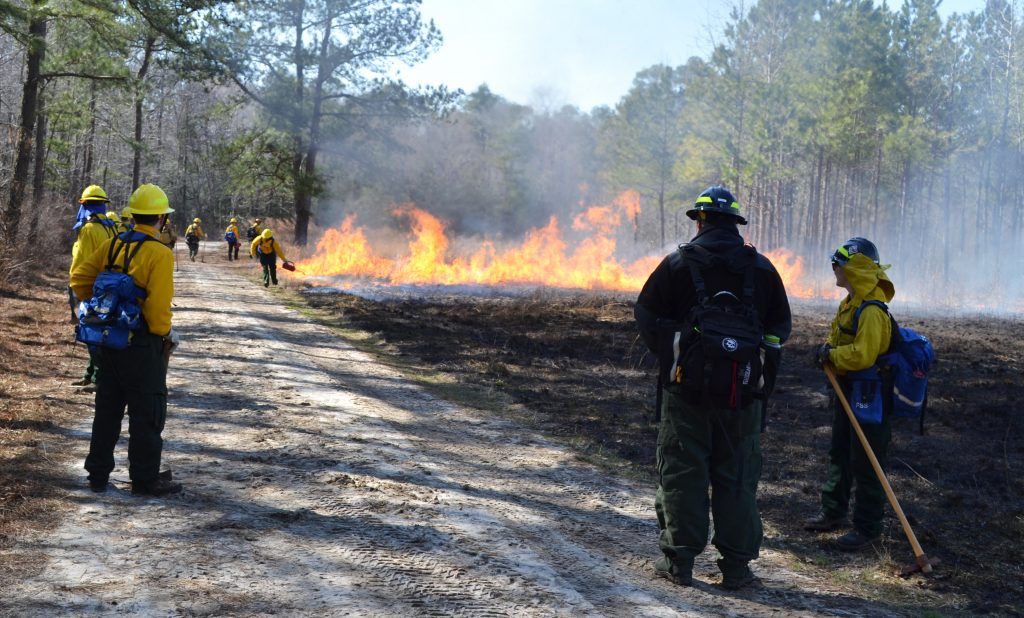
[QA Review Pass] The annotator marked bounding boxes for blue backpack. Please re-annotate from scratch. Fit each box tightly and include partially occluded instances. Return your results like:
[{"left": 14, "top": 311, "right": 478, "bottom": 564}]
[
  {"left": 845, "top": 300, "right": 936, "bottom": 433},
  {"left": 75, "top": 232, "right": 151, "bottom": 350},
  {"left": 225, "top": 230, "right": 237, "bottom": 244}
]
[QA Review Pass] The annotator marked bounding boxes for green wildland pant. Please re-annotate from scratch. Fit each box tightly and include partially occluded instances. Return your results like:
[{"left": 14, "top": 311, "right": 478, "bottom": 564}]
[
  {"left": 85, "top": 332, "right": 168, "bottom": 485},
  {"left": 820, "top": 392, "right": 891, "bottom": 538},
  {"left": 656, "top": 389, "right": 763, "bottom": 571},
  {"left": 259, "top": 252, "right": 277, "bottom": 286}
]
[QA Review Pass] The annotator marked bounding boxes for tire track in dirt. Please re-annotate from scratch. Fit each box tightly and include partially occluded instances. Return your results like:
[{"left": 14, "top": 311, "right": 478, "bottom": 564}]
[{"left": 3, "top": 251, "right": 909, "bottom": 616}]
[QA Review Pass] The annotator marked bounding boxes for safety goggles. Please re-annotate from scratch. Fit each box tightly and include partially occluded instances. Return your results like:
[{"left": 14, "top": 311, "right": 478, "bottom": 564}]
[{"left": 830, "top": 245, "right": 851, "bottom": 267}]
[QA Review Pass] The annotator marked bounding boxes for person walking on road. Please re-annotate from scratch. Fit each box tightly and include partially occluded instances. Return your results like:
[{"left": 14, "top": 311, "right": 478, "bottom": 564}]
[
  {"left": 246, "top": 218, "right": 264, "bottom": 259},
  {"left": 635, "top": 186, "right": 792, "bottom": 590},
  {"left": 224, "top": 217, "right": 241, "bottom": 261},
  {"left": 69, "top": 183, "right": 182, "bottom": 497},
  {"left": 185, "top": 218, "right": 205, "bottom": 261},
  {"left": 69, "top": 185, "right": 118, "bottom": 391},
  {"left": 250, "top": 228, "right": 287, "bottom": 287},
  {"left": 804, "top": 237, "right": 896, "bottom": 551}
]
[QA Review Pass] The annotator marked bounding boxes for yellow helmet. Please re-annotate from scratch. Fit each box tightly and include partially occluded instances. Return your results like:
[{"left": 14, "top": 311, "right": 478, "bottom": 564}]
[
  {"left": 127, "top": 184, "right": 173, "bottom": 216},
  {"left": 121, "top": 207, "right": 133, "bottom": 219},
  {"left": 261, "top": 228, "right": 273, "bottom": 239},
  {"left": 79, "top": 184, "right": 109, "bottom": 203},
  {"left": 105, "top": 211, "right": 121, "bottom": 223},
  {"left": 230, "top": 217, "right": 237, "bottom": 223},
  {"left": 193, "top": 217, "right": 201, "bottom": 223}
]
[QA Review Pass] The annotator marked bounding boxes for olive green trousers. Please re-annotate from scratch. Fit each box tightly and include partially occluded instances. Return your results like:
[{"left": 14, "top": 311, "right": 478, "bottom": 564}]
[{"left": 656, "top": 390, "right": 763, "bottom": 572}]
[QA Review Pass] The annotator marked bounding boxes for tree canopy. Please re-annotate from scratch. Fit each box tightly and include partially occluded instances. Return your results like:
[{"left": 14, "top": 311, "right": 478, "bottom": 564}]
[{"left": 1, "top": 0, "right": 1021, "bottom": 303}]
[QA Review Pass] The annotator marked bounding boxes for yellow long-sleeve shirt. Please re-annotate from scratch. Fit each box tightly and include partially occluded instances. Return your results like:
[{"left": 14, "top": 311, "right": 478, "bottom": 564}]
[
  {"left": 185, "top": 223, "right": 205, "bottom": 239},
  {"left": 70, "top": 224, "right": 175, "bottom": 337},
  {"left": 69, "top": 216, "right": 117, "bottom": 278},
  {"left": 225, "top": 224, "right": 240, "bottom": 241},
  {"left": 250, "top": 236, "right": 287, "bottom": 261},
  {"left": 825, "top": 254, "right": 896, "bottom": 374}
]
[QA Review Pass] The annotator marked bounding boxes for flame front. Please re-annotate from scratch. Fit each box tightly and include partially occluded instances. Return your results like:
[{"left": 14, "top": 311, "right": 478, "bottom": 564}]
[
  {"left": 299, "top": 192, "right": 660, "bottom": 291},
  {"left": 762, "top": 248, "right": 814, "bottom": 299},
  {"left": 297, "top": 193, "right": 816, "bottom": 295}
]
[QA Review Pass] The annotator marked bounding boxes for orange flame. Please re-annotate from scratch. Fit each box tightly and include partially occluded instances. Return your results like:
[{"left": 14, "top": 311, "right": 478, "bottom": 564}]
[
  {"left": 297, "top": 193, "right": 818, "bottom": 296},
  {"left": 298, "top": 193, "right": 658, "bottom": 291},
  {"left": 301, "top": 215, "right": 391, "bottom": 278},
  {"left": 762, "top": 248, "right": 814, "bottom": 299}
]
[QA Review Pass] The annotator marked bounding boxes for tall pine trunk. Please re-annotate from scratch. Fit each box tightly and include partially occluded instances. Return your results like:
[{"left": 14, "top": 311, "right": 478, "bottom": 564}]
[
  {"left": 28, "top": 87, "right": 48, "bottom": 245},
  {"left": 132, "top": 34, "right": 156, "bottom": 189},
  {"left": 3, "top": 6, "right": 46, "bottom": 243}
]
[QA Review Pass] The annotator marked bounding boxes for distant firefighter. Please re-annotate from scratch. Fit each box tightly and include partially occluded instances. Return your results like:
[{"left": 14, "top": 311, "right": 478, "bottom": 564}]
[
  {"left": 184, "top": 217, "right": 205, "bottom": 261},
  {"left": 245, "top": 218, "right": 264, "bottom": 259},
  {"left": 224, "top": 217, "right": 241, "bottom": 261},
  {"left": 158, "top": 217, "right": 177, "bottom": 249},
  {"left": 118, "top": 207, "right": 135, "bottom": 233}
]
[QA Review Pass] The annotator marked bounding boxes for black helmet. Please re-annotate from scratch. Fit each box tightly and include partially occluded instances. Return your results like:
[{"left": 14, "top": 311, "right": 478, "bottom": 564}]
[
  {"left": 831, "top": 237, "right": 879, "bottom": 267},
  {"left": 686, "top": 186, "right": 747, "bottom": 225}
]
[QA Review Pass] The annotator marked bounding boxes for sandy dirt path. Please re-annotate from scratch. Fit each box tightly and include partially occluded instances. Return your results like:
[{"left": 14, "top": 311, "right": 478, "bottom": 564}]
[{"left": 4, "top": 252, "right": 898, "bottom": 616}]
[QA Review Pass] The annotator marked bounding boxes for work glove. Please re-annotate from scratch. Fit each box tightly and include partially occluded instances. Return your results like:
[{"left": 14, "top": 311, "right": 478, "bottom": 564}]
[{"left": 814, "top": 343, "right": 832, "bottom": 368}]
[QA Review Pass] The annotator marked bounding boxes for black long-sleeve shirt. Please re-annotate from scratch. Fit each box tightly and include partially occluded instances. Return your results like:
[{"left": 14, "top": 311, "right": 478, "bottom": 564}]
[{"left": 635, "top": 224, "right": 792, "bottom": 353}]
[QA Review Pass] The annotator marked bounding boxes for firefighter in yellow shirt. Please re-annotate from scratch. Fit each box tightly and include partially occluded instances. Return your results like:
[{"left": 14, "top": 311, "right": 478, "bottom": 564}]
[
  {"left": 70, "top": 184, "right": 181, "bottom": 497},
  {"left": 120, "top": 207, "right": 134, "bottom": 231},
  {"left": 69, "top": 185, "right": 118, "bottom": 389},
  {"left": 224, "top": 217, "right": 241, "bottom": 261},
  {"left": 159, "top": 217, "right": 176, "bottom": 249},
  {"left": 245, "top": 218, "right": 264, "bottom": 259},
  {"left": 184, "top": 218, "right": 205, "bottom": 261},
  {"left": 250, "top": 228, "right": 288, "bottom": 287}
]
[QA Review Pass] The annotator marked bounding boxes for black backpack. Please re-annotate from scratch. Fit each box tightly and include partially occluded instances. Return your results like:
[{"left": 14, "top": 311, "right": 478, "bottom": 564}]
[{"left": 659, "top": 244, "right": 765, "bottom": 409}]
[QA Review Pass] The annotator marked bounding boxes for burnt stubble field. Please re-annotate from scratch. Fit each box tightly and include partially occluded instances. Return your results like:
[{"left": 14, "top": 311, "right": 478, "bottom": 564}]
[{"left": 304, "top": 287, "right": 1024, "bottom": 615}]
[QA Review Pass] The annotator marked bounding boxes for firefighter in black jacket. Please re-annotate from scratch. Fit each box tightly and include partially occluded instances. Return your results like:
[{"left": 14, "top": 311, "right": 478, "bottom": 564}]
[{"left": 635, "top": 186, "right": 792, "bottom": 590}]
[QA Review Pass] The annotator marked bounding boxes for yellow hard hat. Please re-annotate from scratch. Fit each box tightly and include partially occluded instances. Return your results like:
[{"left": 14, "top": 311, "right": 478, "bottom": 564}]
[
  {"left": 230, "top": 217, "right": 237, "bottom": 223},
  {"left": 127, "top": 184, "right": 173, "bottom": 216},
  {"left": 261, "top": 229, "right": 273, "bottom": 239},
  {"left": 80, "top": 184, "right": 109, "bottom": 203},
  {"left": 193, "top": 217, "right": 201, "bottom": 223},
  {"left": 105, "top": 211, "right": 121, "bottom": 223},
  {"left": 121, "top": 207, "right": 133, "bottom": 219}
]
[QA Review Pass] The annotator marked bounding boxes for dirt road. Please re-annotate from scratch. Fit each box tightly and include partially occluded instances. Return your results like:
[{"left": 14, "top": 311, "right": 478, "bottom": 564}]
[{"left": 5, "top": 254, "right": 899, "bottom": 616}]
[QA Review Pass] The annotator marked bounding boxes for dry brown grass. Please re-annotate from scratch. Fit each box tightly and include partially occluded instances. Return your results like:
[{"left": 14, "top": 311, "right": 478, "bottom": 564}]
[{"left": 0, "top": 237, "right": 90, "bottom": 582}]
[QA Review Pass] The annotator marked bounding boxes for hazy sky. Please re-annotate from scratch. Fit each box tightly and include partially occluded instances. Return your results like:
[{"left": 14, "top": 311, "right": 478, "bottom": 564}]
[{"left": 394, "top": 0, "right": 990, "bottom": 112}]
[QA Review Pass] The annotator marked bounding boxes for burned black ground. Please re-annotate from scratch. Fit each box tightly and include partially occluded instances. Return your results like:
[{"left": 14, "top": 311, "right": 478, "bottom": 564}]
[{"left": 303, "top": 288, "right": 1024, "bottom": 615}]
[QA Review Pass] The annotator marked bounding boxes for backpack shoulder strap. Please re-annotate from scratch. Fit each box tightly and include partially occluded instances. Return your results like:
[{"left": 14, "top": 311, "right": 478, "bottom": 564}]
[
  {"left": 840, "top": 299, "right": 889, "bottom": 336},
  {"left": 679, "top": 243, "right": 757, "bottom": 306},
  {"left": 676, "top": 244, "right": 714, "bottom": 304},
  {"left": 105, "top": 236, "right": 126, "bottom": 271},
  {"left": 106, "top": 233, "right": 151, "bottom": 273},
  {"left": 840, "top": 299, "right": 902, "bottom": 359},
  {"left": 739, "top": 245, "right": 757, "bottom": 304}
]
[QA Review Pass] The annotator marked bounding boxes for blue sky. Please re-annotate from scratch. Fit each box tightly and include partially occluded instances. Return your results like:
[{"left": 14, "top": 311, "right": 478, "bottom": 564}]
[{"left": 394, "top": 0, "right": 990, "bottom": 112}]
